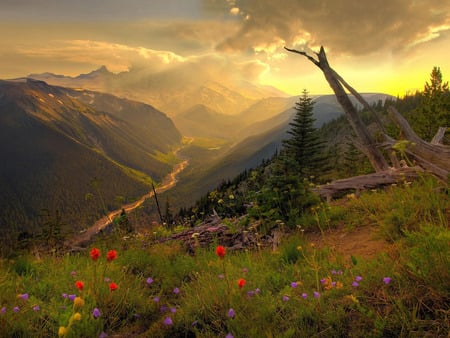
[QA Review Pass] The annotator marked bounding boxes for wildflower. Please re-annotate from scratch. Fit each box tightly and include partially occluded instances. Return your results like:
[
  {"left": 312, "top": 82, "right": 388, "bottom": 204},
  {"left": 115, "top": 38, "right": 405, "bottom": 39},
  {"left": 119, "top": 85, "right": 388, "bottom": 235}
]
[
  {"left": 62, "top": 293, "right": 68, "bottom": 299},
  {"left": 192, "top": 321, "right": 198, "bottom": 326},
  {"left": 72, "top": 312, "right": 82, "bottom": 321},
  {"left": 163, "top": 316, "right": 173, "bottom": 325},
  {"left": 106, "top": 250, "right": 117, "bottom": 262},
  {"left": 290, "top": 282, "right": 298, "bottom": 288},
  {"left": 32, "top": 305, "right": 40, "bottom": 311},
  {"left": 355, "top": 276, "right": 363, "bottom": 282},
  {"left": 70, "top": 271, "right": 77, "bottom": 276},
  {"left": 255, "top": 288, "right": 261, "bottom": 294},
  {"left": 90, "top": 247, "right": 101, "bottom": 261},
  {"left": 238, "top": 278, "right": 246, "bottom": 289},
  {"left": 160, "top": 305, "right": 169, "bottom": 313},
  {"left": 320, "top": 278, "right": 326, "bottom": 285},
  {"left": 170, "top": 307, "right": 177, "bottom": 313},
  {"left": 58, "top": 326, "right": 68, "bottom": 337},
  {"left": 226, "top": 334, "right": 234, "bottom": 338},
  {"left": 13, "top": 306, "right": 19, "bottom": 313},
  {"left": 216, "top": 245, "right": 226, "bottom": 259},
  {"left": 383, "top": 277, "right": 392, "bottom": 284},
  {"left": 296, "top": 245, "right": 302, "bottom": 251},
  {"left": 218, "top": 274, "right": 225, "bottom": 279},
  {"left": 146, "top": 277, "right": 154, "bottom": 285},
  {"left": 73, "top": 297, "right": 85, "bottom": 309},
  {"left": 282, "top": 295, "right": 289, "bottom": 302},
  {"left": 75, "top": 280, "right": 84, "bottom": 290},
  {"left": 242, "top": 268, "right": 248, "bottom": 273},
  {"left": 153, "top": 297, "right": 160, "bottom": 303},
  {"left": 104, "top": 277, "right": 111, "bottom": 283},
  {"left": 20, "top": 293, "right": 29, "bottom": 300},
  {"left": 173, "top": 287, "right": 180, "bottom": 294},
  {"left": 92, "top": 308, "right": 101, "bottom": 318},
  {"left": 1, "top": 307, "right": 6, "bottom": 314},
  {"left": 331, "top": 269, "right": 337, "bottom": 275},
  {"left": 313, "top": 291, "right": 320, "bottom": 299},
  {"left": 109, "top": 282, "right": 118, "bottom": 291},
  {"left": 68, "top": 294, "right": 76, "bottom": 301},
  {"left": 302, "top": 293, "right": 308, "bottom": 299},
  {"left": 99, "top": 333, "right": 108, "bottom": 338},
  {"left": 346, "top": 294, "right": 359, "bottom": 304},
  {"left": 352, "top": 281, "right": 359, "bottom": 287},
  {"left": 247, "top": 290, "right": 255, "bottom": 297},
  {"left": 227, "top": 308, "right": 235, "bottom": 318}
]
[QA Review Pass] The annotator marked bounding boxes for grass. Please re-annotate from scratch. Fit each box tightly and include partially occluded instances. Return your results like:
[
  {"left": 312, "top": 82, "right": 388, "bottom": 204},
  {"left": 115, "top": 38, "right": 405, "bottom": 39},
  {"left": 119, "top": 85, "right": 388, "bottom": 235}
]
[{"left": 0, "top": 178, "right": 448, "bottom": 337}]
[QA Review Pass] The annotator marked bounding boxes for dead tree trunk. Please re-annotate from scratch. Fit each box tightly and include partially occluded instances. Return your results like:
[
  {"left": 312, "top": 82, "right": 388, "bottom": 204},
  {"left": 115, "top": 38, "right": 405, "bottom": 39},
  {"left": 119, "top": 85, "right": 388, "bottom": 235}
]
[{"left": 285, "top": 46, "right": 389, "bottom": 172}]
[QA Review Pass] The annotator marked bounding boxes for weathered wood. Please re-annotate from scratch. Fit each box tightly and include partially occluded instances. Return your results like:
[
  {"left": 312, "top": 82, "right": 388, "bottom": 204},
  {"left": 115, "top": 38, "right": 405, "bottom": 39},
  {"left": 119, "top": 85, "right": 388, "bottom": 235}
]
[
  {"left": 285, "top": 46, "right": 389, "bottom": 172},
  {"left": 431, "top": 127, "right": 447, "bottom": 145},
  {"left": 312, "top": 167, "right": 423, "bottom": 200},
  {"left": 387, "top": 107, "right": 450, "bottom": 180}
]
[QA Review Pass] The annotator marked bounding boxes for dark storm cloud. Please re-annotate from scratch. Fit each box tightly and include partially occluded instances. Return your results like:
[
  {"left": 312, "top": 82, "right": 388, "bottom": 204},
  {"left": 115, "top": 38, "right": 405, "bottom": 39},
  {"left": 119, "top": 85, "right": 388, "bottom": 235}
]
[{"left": 212, "top": 0, "right": 450, "bottom": 55}]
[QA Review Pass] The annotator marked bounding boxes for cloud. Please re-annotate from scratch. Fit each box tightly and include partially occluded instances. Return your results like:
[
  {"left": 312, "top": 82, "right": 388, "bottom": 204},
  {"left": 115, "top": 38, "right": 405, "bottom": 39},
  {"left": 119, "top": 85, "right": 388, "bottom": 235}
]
[{"left": 213, "top": 0, "right": 450, "bottom": 56}]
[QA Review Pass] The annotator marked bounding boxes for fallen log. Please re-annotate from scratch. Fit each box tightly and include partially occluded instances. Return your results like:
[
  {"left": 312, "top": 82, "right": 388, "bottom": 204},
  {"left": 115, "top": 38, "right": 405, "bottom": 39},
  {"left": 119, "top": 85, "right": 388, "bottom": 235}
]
[{"left": 312, "top": 167, "right": 423, "bottom": 201}]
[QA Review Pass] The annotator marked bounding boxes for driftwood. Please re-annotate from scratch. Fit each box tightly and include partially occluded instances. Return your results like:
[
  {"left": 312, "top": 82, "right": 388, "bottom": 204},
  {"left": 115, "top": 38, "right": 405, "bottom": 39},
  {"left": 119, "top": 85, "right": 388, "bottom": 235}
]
[{"left": 285, "top": 46, "right": 449, "bottom": 196}]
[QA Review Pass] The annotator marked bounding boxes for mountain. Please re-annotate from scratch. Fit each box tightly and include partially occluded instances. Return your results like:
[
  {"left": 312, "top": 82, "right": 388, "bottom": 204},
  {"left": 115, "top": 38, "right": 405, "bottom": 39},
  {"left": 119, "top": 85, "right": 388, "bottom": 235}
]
[
  {"left": 28, "top": 65, "right": 287, "bottom": 117},
  {"left": 0, "top": 79, "right": 181, "bottom": 233}
]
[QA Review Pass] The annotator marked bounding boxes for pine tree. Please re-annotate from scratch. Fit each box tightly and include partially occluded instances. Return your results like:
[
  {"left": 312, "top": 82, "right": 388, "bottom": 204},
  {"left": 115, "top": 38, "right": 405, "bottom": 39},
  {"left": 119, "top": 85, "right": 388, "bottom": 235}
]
[
  {"left": 412, "top": 67, "right": 450, "bottom": 141},
  {"left": 282, "top": 89, "right": 327, "bottom": 179}
]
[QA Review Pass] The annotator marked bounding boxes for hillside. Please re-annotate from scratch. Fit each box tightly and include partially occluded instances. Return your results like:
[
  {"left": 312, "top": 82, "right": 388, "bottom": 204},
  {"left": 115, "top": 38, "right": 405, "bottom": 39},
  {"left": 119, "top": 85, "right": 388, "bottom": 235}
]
[{"left": 0, "top": 79, "right": 182, "bottom": 233}]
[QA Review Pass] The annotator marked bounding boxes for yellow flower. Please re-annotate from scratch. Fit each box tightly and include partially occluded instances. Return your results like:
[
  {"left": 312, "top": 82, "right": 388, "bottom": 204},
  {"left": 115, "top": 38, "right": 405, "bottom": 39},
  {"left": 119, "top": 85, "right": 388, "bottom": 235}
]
[
  {"left": 346, "top": 294, "right": 359, "bottom": 304},
  {"left": 296, "top": 246, "right": 303, "bottom": 251},
  {"left": 73, "top": 297, "right": 85, "bottom": 309},
  {"left": 72, "top": 312, "right": 82, "bottom": 321},
  {"left": 58, "top": 326, "right": 67, "bottom": 337}
]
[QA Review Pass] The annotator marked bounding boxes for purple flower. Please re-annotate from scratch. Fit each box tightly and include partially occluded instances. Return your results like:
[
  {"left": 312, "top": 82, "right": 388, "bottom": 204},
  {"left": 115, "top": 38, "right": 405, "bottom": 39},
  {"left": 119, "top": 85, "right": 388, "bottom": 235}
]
[
  {"left": 170, "top": 307, "right": 177, "bottom": 313},
  {"left": 226, "top": 334, "right": 234, "bottom": 338},
  {"left": 92, "top": 308, "right": 101, "bottom": 318},
  {"left": 32, "top": 305, "right": 40, "bottom": 311},
  {"left": 146, "top": 277, "right": 154, "bottom": 285},
  {"left": 20, "top": 293, "right": 29, "bottom": 300},
  {"left": 70, "top": 271, "right": 77, "bottom": 276},
  {"left": 331, "top": 269, "right": 337, "bottom": 275},
  {"left": 247, "top": 290, "right": 255, "bottom": 297},
  {"left": 383, "top": 277, "right": 392, "bottom": 284},
  {"left": 227, "top": 308, "right": 235, "bottom": 318},
  {"left": 191, "top": 321, "right": 198, "bottom": 326},
  {"left": 218, "top": 274, "right": 225, "bottom": 279},
  {"left": 290, "top": 282, "right": 298, "bottom": 288},
  {"left": 331, "top": 282, "right": 337, "bottom": 288},
  {"left": 301, "top": 293, "right": 308, "bottom": 299},
  {"left": 163, "top": 316, "right": 173, "bottom": 325},
  {"left": 337, "top": 270, "right": 343, "bottom": 275},
  {"left": 313, "top": 291, "right": 320, "bottom": 299},
  {"left": 153, "top": 297, "right": 160, "bottom": 303},
  {"left": 160, "top": 305, "right": 169, "bottom": 313},
  {"left": 242, "top": 268, "right": 248, "bottom": 273},
  {"left": 104, "top": 277, "right": 111, "bottom": 283},
  {"left": 355, "top": 276, "right": 363, "bottom": 282},
  {"left": 13, "top": 306, "right": 19, "bottom": 313},
  {"left": 320, "top": 278, "right": 326, "bottom": 285},
  {"left": 1, "top": 307, "right": 6, "bottom": 314},
  {"left": 68, "top": 294, "right": 76, "bottom": 301},
  {"left": 282, "top": 295, "right": 289, "bottom": 302},
  {"left": 255, "top": 288, "right": 261, "bottom": 294},
  {"left": 99, "top": 332, "right": 108, "bottom": 338},
  {"left": 62, "top": 293, "right": 68, "bottom": 299},
  {"left": 173, "top": 287, "right": 180, "bottom": 295},
  {"left": 352, "top": 281, "right": 359, "bottom": 287}
]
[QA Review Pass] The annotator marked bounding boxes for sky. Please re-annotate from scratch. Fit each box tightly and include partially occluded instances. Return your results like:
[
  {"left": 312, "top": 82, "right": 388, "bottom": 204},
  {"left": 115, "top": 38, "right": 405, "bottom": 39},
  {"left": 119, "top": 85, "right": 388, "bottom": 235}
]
[{"left": 1, "top": 0, "right": 449, "bottom": 96}]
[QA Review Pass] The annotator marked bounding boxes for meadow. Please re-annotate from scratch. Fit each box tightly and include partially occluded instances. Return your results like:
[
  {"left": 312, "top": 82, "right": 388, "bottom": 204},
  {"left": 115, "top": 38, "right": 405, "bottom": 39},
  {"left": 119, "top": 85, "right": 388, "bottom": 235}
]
[{"left": 0, "top": 177, "right": 448, "bottom": 337}]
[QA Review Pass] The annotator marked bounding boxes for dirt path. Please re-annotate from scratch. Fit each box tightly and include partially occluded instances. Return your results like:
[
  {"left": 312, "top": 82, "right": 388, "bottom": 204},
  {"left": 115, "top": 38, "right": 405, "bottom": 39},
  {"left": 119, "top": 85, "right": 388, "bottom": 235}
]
[{"left": 307, "top": 225, "right": 390, "bottom": 261}]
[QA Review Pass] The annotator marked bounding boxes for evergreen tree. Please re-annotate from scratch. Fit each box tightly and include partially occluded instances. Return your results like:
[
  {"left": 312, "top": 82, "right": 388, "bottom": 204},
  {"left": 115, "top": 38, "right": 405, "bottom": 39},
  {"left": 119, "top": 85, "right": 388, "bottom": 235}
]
[
  {"left": 412, "top": 67, "right": 450, "bottom": 141},
  {"left": 282, "top": 89, "right": 327, "bottom": 179}
]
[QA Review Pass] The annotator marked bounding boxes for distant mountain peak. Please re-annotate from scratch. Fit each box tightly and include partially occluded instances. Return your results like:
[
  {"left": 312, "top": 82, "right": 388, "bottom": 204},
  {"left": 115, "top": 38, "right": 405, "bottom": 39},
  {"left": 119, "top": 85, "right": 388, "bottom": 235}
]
[{"left": 77, "top": 66, "right": 113, "bottom": 79}]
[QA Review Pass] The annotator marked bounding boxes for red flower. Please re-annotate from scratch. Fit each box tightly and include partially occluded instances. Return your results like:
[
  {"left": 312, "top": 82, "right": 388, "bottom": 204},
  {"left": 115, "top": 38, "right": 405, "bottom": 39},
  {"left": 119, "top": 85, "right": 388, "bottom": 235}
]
[
  {"left": 90, "top": 248, "right": 101, "bottom": 261},
  {"left": 216, "top": 245, "right": 226, "bottom": 259},
  {"left": 75, "top": 281, "right": 84, "bottom": 290},
  {"left": 109, "top": 282, "right": 118, "bottom": 292},
  {"left": 238, "top": 278, "right": 246, "bottom": 289},
  {"left": 106, "top": 250, "right": 117, "bottom": 262}
]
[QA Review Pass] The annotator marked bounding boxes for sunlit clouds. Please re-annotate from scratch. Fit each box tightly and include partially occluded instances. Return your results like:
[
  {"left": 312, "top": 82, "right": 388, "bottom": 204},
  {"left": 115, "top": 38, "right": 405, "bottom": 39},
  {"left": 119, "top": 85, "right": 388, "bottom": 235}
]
[{"left": 0, "top": 0, "right": 449, "bottom": 96}]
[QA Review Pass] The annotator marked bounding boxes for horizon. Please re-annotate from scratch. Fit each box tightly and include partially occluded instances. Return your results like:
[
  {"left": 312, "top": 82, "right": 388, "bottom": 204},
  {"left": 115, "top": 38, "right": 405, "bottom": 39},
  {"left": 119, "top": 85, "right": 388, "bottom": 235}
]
[{"left": 1, "top": 0, "right": 449, "bottom": 97}]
